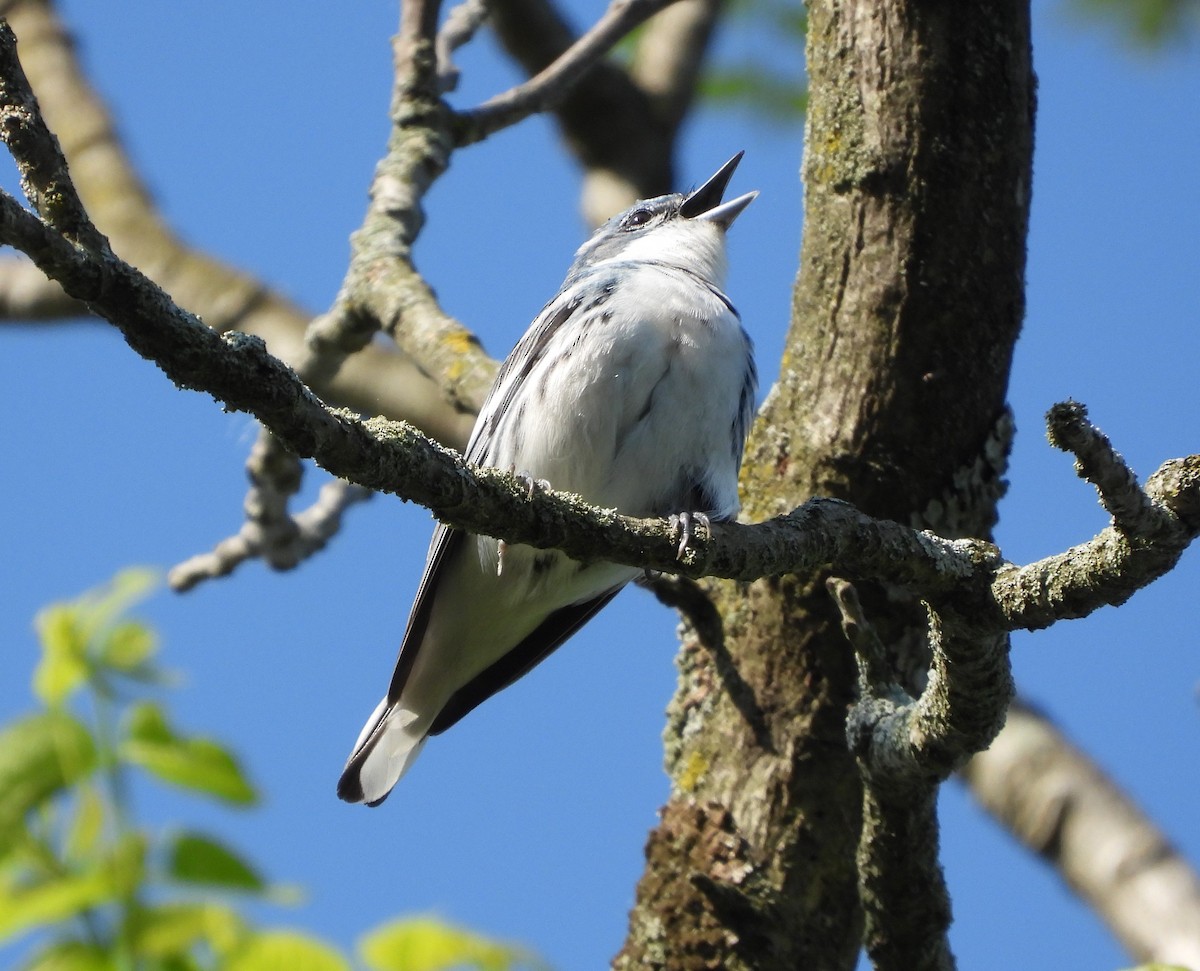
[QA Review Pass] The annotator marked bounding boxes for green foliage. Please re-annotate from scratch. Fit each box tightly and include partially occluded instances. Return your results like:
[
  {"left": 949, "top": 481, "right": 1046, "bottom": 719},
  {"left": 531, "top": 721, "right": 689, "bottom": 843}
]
[
  {"left": 359, "top": 918, "right": 546, "bottom": 971},
  {"left": 1071, "top": 0, "right": 1200, "bottom": 47},
  {"left": 701, "top": 0, "right": 807, "bottom": 123},
  {"left": 120, "top": 703, "right": 256, "bottom": 806},
  {"left": 1, "top": 572, "right": 544, "bottom": 971}
]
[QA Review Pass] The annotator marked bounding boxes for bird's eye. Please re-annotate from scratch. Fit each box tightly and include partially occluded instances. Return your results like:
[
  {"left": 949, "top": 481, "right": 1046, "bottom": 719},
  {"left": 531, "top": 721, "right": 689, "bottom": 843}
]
[{"left": 622, "top": 208, "right": 653, "bottom": 230}]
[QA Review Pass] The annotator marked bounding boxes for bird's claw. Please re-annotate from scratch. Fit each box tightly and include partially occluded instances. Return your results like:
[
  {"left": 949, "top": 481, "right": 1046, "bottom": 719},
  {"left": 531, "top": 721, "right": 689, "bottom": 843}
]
[
  {"left": 497, "top": 469, "right": 553, "bottom": 577},
  {"left": 670, "top": 511, "right": 711, "bottom": 562},
  {"left": 510, "top": 467, "right": 552, "bottom": 501}
]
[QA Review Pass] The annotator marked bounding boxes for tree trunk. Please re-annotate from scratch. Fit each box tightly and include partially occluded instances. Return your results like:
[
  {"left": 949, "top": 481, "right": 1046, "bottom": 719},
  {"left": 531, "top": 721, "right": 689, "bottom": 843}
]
[{"left": 615, "top": 2, "right": 1034, "bottom": 968}]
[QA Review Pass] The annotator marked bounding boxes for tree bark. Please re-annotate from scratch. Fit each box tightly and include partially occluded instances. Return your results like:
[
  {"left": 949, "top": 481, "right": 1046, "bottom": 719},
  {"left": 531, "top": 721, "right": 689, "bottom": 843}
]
[{"left": 616, "top": 2, "right": 1034, "bottom": 968}]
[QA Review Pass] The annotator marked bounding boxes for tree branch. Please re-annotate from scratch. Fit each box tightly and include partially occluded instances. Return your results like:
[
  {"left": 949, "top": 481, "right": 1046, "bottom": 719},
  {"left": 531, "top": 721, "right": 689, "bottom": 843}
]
[
  {"left": 0, "top": 0, "right": 460, "bottom": 435},
  {"left": 0, "top": 253, "right": 82, "bottom": 317},
  {"left": 963, "top": 700, "right": 1200, "bottom": 969},
  {"left": 172, "top": 0, "right": 491, "bottom": 588},
  {"left": 830, "top": 574, "right": 1013, "bottom": 971},
  {"left": 166, "top": 430, "right": 374, "bottom": 592},
  {"left": 454, "top": 0, "right": 677, "bottom": 148},
  {"left": 3, "top": 160, "right": 1195, "bottom": 638},
  {"left": 1046, "top": 399, "right": 1176, "bottom": 537},
  {"left": 435, "top": 0, "right": 490, "bottom": 93},
  {"left": 485, "top": 0, "right": 725, "bottom": 223}
]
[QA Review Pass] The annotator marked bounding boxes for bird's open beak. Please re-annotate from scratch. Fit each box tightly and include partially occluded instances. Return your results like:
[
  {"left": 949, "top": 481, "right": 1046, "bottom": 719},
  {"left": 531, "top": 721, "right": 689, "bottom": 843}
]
[{"left": 679, "top": 151, "right": 758, "bottom": 229}]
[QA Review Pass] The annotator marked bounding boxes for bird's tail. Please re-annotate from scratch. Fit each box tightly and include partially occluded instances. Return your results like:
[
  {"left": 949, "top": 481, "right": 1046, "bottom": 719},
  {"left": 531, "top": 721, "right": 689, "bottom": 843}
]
[{"left": 337, "top": 698, "right": 428, "bottom": 806}]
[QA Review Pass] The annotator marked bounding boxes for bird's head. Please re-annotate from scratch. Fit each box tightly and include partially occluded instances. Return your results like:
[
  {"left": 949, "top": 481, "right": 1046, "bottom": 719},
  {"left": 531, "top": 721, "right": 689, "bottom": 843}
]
[{"left": 568, "top": 152, "right": 757, "bottom": 286}]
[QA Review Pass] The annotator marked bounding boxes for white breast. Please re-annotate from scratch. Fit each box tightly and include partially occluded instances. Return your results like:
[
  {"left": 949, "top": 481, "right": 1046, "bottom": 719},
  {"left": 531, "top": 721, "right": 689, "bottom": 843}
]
[{"left": 487, "top": 261, "right": 751, "bottom": 522}]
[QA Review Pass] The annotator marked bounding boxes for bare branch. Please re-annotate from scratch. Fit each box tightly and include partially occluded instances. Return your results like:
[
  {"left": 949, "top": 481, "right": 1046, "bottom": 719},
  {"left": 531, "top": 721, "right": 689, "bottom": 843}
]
[
  {"left": 485, "top": 0, "right": 724, "bottom": 223},
  {"left": 318, "top": 0, "right": 494, "bottom": 418},
  {"left": 0, "top": 16, "right": 101, "bottom": 248},
  {"left": 486, "top": 0, "right": 673, "bottom": 222},
  {"left": 436, "top": 0, "right": 489, "bottom": 92},
  {"left": 1047, "top": 399, "right": 1174, "bottom": 537},
  {"left": 455, "top": 0, "right": 677, "bottom": 147},
  {"left": 963, "top": 700, "right": 1200, "bottom": 969},
  {"left": 174, "top": 0, "right": 488, "bottom": 588},
  {"left": 993, "top": 456, "right": 1200, "bottom": 632},
  {"left": 828, "top": 577, "right": 894, "bottom": 692},
  {"left": 0, "top": 0, "right": 463, "bottom": 433},
  {"left": 169, "top": 436, "right": 373, "bottom": 592}
]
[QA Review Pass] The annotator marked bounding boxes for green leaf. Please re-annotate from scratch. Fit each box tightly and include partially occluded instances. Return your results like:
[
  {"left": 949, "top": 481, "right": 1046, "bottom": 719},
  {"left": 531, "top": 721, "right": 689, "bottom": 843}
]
[
  {"left": 700, "top": 67, "right": 807, "bottom": 121},
  {"left": 119, "top": 703, "right": 257, "bottom": 806},
  {"left": 100, "top": 832, "right": 147, "bottom": 900},
  {"left": 0, "top": 712, "right": 97, "bottom": 855},
  {"left": 18, "top": 939, "right": 115, "bottom": 971},
  {"left": 0, "top": 867, "right": 117, "bottom": 941},
  {"left": 79, "top": 568, "right": 160, "bottom": 639},
  {"left": 63, "top": 786, "right": 105, "bottom": 865},
  {"left": 33, "top": 570, "right": 161, "bottom": 703},
  {"left": 226, "top": 930, "right": 350, "bottom": 971},
  {"left": 165, "top": 831, "right": 267, "bottom": 894},
  {"left": 359, "top": 916, "right": 544, "bottom": 971},
  {"left": 98, "top": 620, "right": 158, "bottom": 673},
  {"left": 1071, "top": 0, "right": 1200, "bottom": 47},
  {"left": 127, "top": 901, "right": 246, "bottom": 960},
  {"left": 33, "top": 606, "right": 89, "bottom": 707}
]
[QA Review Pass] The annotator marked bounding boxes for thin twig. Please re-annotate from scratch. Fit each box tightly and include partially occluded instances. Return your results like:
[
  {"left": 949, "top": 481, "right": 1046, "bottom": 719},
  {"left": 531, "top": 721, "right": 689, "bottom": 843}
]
[
  {"left": 169, "top": 473, "right": 373, "bottom": 591},
  {"left": 436, "top": 0, "right": 490, "bottom": 92},
  {"left": 455, "top": 0, "right": 677, "bottom": 145},
  {"left": 0, "top": 19, "right": 102, "bottom": 247},
  {"left": 1046, "top": 400, "right": 1172, "bottom": 537},
  {"left": 0, "top": 2, "right": 451, "bottom": 427}
]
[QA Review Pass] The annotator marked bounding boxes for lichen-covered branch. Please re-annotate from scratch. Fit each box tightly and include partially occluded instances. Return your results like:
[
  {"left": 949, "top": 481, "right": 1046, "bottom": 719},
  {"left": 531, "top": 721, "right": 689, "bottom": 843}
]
[
  {"left": 169, "top": 471, "right": 373, "bottom": 591},
  {"left": 1046, "top": 399, "right": 1176, "bottom": 537},
  {"left": 170, "top": 0, "right": 482, "bottom": 591},
  {"left": 0, "top": 0, "right": 455, "bottom": 433},
  {"left": 4, "top": 162, "right": 1197, "bottom": 653},
  {"left": 825, "top": 396, "right": 1200, "bottom": 969},
  {"left": 831, "top": 578, "right": 1012, "bottom": 971},
  {"left": 167, "top": 432, "right": 374, "bottom": 592}
]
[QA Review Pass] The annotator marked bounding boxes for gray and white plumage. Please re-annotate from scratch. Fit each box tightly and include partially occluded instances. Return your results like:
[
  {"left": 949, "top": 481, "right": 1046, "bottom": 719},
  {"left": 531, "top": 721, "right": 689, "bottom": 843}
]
[{"left": 338, "top": 153, "right": 758, "bottom": 806}]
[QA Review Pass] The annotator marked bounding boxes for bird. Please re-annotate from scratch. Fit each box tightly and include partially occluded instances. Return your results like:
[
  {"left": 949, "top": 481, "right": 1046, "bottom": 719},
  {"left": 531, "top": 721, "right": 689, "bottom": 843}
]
[{"left": 337, "top": 152, "right": 758, "bottom": 806}]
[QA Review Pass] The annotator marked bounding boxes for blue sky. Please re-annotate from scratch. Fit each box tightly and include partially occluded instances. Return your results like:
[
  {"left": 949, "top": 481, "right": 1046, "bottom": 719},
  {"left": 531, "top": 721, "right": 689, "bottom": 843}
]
[{"left": 2, "top": 2, "right": 1198, "bottom": 969}]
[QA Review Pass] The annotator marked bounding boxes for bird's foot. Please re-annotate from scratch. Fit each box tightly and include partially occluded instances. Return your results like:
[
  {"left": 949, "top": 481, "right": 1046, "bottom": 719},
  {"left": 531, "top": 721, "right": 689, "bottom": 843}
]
[
  {"left": 669, "top": 511, "right": 712, "bottom": 561},
  {"left": 512, "top": 468, "right": 552, "bottom": 500},
  {"left": 497, "top": 469, "right": 553, "bottom": 577}
]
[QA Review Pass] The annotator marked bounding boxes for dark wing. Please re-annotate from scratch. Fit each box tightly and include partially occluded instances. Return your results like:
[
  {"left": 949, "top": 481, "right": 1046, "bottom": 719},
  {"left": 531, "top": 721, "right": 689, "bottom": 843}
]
[
  {"left": 383, "top": 284, "right": 590, "bottom": 704},
  {"left": 427, "top": 585, "right": 624, "bottom": 735},
  {"left": 463, "top": 289, "right": 585, "bottom": 465},
  {"left": 384, "top": 524, "right": 463, "bottom": 702}
]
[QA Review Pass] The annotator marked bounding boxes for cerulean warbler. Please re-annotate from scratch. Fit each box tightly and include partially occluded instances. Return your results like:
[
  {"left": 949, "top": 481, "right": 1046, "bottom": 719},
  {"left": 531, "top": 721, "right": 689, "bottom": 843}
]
[{"left": 338, "top": 153, "right": 758, "bottom": 805}]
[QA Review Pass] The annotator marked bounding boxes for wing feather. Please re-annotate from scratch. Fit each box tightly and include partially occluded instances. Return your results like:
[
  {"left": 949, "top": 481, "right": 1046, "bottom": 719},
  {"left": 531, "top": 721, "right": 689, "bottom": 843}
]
[
  {"left": 381, "top": 288, "right": 590, "bottom": 704},
  {"left": 428, "top": 586, "right": 623, "bottom": 736}
]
